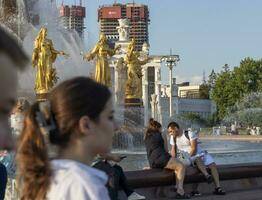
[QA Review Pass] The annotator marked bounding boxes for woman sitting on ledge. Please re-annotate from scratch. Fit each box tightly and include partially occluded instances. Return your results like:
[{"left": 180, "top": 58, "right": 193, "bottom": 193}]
[
  {"left": 167, "top": 121, "right": 226, "bottom": 196},
  {"left": 144, "top": 119, "right": 191, "bottom": 199}
]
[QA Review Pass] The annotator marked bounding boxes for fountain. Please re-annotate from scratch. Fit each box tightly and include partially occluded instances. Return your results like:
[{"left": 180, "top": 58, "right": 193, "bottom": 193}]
[
  {"left": 0, "top": 1, "right": 145, "bottom": 150},
  {"left": 0, "top": 1, "right": 146, "bottom": 150},
  {"left": 0, "top": 0, "right": 37, "bottom": 40},
  {"left": 0, "top": 0, "right": 94, "bottom": 100},
  {"left": 110, "top": 19, "right": 152, "bottom": 150}
]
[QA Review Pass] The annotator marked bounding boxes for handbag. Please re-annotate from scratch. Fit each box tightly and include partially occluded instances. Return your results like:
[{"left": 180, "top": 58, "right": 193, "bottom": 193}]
[
  {"left": 177, "top": 151, "right": 191, "bottom": 166},
  {"left": 174, "top": 134, "right": 192, "bottom": 166}
]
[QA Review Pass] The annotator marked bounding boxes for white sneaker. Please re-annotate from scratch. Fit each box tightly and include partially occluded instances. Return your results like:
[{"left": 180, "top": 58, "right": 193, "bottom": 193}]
[{"left": 128, "top": 192, "right": 146, "bottom": 200}]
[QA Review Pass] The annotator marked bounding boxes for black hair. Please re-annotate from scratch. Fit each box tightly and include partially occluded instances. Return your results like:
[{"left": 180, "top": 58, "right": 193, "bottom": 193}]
[{"left": 167, "top": 121, "right": 180, "bottom": 129}]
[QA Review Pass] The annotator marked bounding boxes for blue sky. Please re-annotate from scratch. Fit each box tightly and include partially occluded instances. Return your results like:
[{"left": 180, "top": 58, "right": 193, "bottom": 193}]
[{"left": 58, "top": 0, "right": 262, "bottom": 84}]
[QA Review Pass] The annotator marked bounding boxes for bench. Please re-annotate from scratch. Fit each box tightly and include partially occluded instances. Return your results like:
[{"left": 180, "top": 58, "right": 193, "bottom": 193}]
[
  {"left": 119, "top": 163, "right": 262, "bottom": 199},
  {"left": 125, "top": 162, "right": 262, "bottom": 188}
]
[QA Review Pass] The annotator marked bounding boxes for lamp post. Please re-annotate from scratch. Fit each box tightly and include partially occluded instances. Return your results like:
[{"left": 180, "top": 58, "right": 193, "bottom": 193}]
[{"left": 161, "top": 51, "right": 180, "bottom": 117}]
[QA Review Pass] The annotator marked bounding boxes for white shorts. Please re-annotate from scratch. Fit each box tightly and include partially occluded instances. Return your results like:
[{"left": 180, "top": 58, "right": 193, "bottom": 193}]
[{"left": 201, "top": 153, "right": 215, "bottom": 166}]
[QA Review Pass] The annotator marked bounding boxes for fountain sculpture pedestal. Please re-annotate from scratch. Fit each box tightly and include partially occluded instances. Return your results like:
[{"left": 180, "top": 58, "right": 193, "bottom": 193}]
[
  {"left": 124, "top": 98, "right": 144, "bottom": 126},
  {"left": 36, "top": 93, "right": 48, "bottom": 102}
]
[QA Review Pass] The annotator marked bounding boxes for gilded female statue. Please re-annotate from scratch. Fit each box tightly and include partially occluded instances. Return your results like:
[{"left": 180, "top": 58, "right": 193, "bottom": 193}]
[
  {"left": 125, "top": 39, "right": 149, "bottom": 99},
  {"left": 84, "top": 33, "right": 121, "bottom": 87},
  {"left": 32, "top": 27, "right": 67, "bottom": 94}
]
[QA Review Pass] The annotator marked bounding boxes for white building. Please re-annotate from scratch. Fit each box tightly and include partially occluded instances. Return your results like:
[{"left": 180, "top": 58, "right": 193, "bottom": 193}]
[
  {"left": 158, "top": 81, "right": 216, "bottom": 127},
  {"left": 110, "top": 18, "right": 216, "bottom": 127}
]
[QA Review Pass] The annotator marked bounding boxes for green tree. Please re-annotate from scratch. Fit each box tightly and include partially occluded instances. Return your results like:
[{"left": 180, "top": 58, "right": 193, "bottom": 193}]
[
  {"left": 223, "top": 64, "right": 230, "bottom": 73},
  {"left": 206, "top": 112, "right": 219, "bottom": 127},
  {"left": 234, "top": 58, "right": 262, "bottom": 94},
  {"left": 224, "top": 92, "right": 262, "bottom": 127},
  {"left": 199, "top": 83, "right": 210, "bottom": 99},
  {"left": 197, "top": 69, "right": 218, "bottom": 101},
  {"left": 178, "top": 112, "right": 206, "bottom": 126},
  {"left": 211, "top": 65, "right": 236, "bottom": 120},
  {"left": 212, "top": 58, "right": 262, "bottom": 121},
  {"left": 207, "top": 69, "right": 217, "bottom": 89}
]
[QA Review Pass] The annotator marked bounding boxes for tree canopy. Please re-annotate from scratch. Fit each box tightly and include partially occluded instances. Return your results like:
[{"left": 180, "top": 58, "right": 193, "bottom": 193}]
[{"left": 210, "top": 58, "right": 262, "bottom": 121}]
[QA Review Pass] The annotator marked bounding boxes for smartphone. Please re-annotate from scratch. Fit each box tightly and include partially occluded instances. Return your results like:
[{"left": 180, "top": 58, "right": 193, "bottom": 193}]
[{"left": 120, "top": 155, "right": 127, "bottom": 160}]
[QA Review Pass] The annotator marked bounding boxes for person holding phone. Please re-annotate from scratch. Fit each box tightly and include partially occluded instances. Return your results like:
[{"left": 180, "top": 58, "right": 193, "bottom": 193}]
[
  {"left": 93, "top": 153, "right": 145, "bottom": 200},
  {"left": 167, "top": 122, "right": 226, "bottom": 196}
]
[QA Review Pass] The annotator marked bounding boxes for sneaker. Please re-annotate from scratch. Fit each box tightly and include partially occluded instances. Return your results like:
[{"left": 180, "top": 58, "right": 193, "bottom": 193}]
[
  {"left": 191, "top": 190, "right": 202, "bottom": 197},
  {"left": 213, "top": 187, "right": 226, "bottom": 195},
  {"left": 170, "top": 187, "right": 177, "bottom": 192},
  {"left": 205, "top": 174, "right": 213, "bottom": 184},
  {"left": 128, "top": 192, "right": 146, "bottom": 200},
  {"left": 175, "top": 193, "right": 191, "bottom": 199}
]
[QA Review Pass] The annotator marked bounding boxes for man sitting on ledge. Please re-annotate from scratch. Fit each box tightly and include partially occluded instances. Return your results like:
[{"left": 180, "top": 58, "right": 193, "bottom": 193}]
[{"left": 168, "top": 121, "right": 226, "bottom": 196}]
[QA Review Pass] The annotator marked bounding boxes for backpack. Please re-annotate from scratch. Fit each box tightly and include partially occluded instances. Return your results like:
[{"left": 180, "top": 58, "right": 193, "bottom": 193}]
[
  {"left": 93, "top": 160, "right": 119, "bottom": 200},
  {"left": 184, "top": 130, "right": 201, "bottom": 143},
  {"left": 184, "top": 130, "right": 190, "bottom": 141}
]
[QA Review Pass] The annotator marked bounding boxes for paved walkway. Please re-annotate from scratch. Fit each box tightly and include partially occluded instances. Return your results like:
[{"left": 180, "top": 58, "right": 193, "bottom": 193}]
[{"left": 152, "top": 188, "right": 262, "bottom": 200}]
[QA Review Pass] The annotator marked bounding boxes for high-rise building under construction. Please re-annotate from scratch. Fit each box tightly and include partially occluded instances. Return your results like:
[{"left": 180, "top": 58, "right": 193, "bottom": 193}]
[
  {"left": 59, "top": 1, "right": 86, "bottom": 38},
  {"left": 98, "top": 3, "right": 150, "bottom": 51}
]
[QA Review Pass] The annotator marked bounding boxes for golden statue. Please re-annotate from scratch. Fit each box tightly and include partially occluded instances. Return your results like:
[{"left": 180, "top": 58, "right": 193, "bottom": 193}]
[
  {"left": 125, "top": 39, "right": 149, "bottom": 99},
  {"left": 32, "top": 27, "right": 68, "bottom": 94},
  {"left": 84, "top": 33, "right": 121, "bottom": 87}
]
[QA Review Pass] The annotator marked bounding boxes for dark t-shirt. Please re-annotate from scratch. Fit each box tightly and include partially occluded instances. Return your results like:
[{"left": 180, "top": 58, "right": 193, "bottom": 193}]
[
  {"left": 0, "top": 163, "right": 7, "bottom": 200},
  {"left": 145, "top": 132, "right": 171, "bottom": 168}
]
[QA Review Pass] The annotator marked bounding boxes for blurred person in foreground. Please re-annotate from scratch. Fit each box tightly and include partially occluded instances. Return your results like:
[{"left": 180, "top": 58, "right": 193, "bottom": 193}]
[
  {"left": 0, "top": 27, "right": 28, "bottom": 200},
  {"left": 10, "top": 97, "right": 30, "bottom": 137},
  {"left": 0, "top": 27, "right": 28, "bottom": 150},
  {"left": 0, "top": 98, "right": 30, "bottom": 180},
  {"left": 16, "top": 77, "right": 117, "bottom": 200}
]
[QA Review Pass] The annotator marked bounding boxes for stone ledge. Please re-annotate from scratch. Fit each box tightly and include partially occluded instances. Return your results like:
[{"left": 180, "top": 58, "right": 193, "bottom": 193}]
[{"left": 125, "top": 162, "right": 262, "bottom": 188}]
